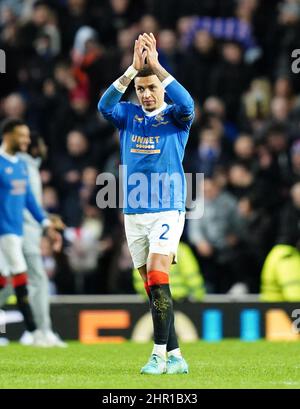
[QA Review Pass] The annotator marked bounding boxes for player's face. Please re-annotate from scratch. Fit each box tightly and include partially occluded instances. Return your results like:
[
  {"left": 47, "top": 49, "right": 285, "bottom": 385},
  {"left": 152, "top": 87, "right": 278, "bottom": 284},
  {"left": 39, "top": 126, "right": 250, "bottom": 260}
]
[
  {"left": 10, "top": 125, "right": 31, "bottom": 153},
  {"left": 134, "top": 75, "right": 165, "bottom": 112}
]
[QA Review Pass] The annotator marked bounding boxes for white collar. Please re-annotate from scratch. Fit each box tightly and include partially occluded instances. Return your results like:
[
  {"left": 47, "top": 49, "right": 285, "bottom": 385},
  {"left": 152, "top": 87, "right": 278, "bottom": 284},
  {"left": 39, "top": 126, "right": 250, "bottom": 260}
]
[
  {"left": 142, "top": 102, "right": 168, "bottom": 117},
  {"left": 0, "top": 147, "right": 19, "bottom": 163}
]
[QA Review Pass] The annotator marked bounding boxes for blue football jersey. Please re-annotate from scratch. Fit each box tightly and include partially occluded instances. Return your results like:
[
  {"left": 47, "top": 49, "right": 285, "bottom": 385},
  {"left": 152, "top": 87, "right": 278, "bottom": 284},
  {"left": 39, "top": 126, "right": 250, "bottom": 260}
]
[
  {"left": 0, "top": 150, "right": 46, "bottom": 236},
  {"left": 98, "top": 79, "right": 194, "bottom": 213}
]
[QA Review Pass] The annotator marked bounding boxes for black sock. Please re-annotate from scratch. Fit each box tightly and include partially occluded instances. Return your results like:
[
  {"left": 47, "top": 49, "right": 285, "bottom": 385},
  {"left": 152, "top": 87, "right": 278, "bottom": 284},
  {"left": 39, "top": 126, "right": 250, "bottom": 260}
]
[
  {"left": 146, "top": 283, "right": 179, "bottom": 351},
  {"left": 14, "top": 284, "right": 36, "bottom": 332},
  {"left": 149, "top": 284, "right": 173, "bottom": 345},
  {"left": 167, "top": 309, "right": 179, "bottom": 352},
  {"left": 164, "top": 285, "right": 179, "bottom": 352}
]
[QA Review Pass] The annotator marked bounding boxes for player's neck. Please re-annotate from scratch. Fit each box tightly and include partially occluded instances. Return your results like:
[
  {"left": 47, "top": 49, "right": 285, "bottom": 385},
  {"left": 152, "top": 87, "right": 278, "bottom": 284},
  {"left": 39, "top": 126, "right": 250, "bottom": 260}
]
[
  {"left": 142, "top": 102, "right": 167, "bottom": 117},
  {"left": 0, "top": 143, "right": 16, "bottom": 157}
]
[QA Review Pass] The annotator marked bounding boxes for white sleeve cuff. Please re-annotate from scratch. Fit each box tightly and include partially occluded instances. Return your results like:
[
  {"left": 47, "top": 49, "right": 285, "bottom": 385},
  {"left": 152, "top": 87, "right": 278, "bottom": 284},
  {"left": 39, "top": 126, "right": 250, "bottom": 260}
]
[
  {"left": 113, "top": 80, "right": 127, "bottom": 94},
  {"left": 42, "top": 219, "right": 51, "bottom": 228},
  {"left": 162, "top": 75, "right": 175, "bottom": 88}
]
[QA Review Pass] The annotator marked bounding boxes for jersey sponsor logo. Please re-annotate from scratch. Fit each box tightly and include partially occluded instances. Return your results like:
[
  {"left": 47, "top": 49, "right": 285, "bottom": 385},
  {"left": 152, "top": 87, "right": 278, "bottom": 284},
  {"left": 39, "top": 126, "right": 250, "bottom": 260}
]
[
  {"left": 130, "top": 149, "right": 160, "bottom": 154},
  {"left": 131, "top": 135, "right": 160, "bottom": 154},
  {"left": 4, "top": 167, "right": 13, "bottom": 174},
  {"left": 10, "top": 179, "right": 26, "bottom": 195}
]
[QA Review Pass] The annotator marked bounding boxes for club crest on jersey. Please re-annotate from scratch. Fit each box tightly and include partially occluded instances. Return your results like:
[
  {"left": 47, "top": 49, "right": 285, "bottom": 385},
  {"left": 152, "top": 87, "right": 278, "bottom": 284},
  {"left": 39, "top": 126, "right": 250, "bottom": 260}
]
[
  {"left": 152, "top": 113, "right": 169, "bottom": 127},
  {"left": 5, "top": 167, "right": 13, "bottom": 174},
  {"left": 134, "top": 115, "right": 143, "bottom": 123},
  {"left": 155, "top": 113, "right": 164, "bottom": 122}
]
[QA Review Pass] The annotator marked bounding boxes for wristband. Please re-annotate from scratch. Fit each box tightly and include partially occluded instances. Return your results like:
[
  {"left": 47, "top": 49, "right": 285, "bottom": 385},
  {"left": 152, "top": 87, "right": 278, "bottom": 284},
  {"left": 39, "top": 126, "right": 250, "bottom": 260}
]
[
  {"left": 124, "top": 65, "right": 138, "bottom": 80},
  {"left": 113, "top": 80, "right": 127, "bottom": 94},
  {"left": 42, "top": 218, "right": 51, "bottom": 229},
  {"left": 162, "top": 75, "right": 175, "bottom": 88}
]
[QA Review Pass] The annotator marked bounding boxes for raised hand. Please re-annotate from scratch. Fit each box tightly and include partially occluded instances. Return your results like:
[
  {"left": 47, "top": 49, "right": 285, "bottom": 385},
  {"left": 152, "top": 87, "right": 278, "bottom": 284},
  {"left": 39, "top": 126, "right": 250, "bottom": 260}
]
[
  {"left": 132, "top": 35, "right": 147, "bottom": 71},
  {"left": 142, "top": 33, "right": 159, "bottom": 69},
  {"left": 45, "top": 225, "right": 63, "bottom": 253}
]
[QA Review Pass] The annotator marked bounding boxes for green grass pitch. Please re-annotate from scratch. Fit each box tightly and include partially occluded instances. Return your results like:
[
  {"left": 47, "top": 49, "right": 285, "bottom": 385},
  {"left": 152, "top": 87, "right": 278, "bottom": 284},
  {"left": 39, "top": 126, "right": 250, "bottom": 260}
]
[{"left": 0, "top": 340, "right": 300, "bottom": 389}]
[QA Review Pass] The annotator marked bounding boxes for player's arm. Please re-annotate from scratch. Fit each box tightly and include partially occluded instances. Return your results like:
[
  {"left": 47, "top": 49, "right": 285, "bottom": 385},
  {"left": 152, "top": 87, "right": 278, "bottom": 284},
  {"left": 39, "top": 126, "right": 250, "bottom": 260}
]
[
  {"left": 25, "top": 182, "right": 49, "bottom": 226},
  {"left": 25, "top": 183, "right": 62, "bottom": 251},
  {"left": 142, "top": 33, "right": 194, "bottom": 126},
  {"left": 98, "top": 35, "right": 147, "bottom": 128}
]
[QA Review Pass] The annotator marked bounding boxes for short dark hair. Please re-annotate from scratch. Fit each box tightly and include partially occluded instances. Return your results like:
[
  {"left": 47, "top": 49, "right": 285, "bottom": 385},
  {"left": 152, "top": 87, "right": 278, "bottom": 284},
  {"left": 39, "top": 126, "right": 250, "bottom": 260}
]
[
  {"left": 0, "top": 118, "right": 27, "bottom": 137},
  {"left": 135, "top": 66, "right": 156, "bottom": 78}
]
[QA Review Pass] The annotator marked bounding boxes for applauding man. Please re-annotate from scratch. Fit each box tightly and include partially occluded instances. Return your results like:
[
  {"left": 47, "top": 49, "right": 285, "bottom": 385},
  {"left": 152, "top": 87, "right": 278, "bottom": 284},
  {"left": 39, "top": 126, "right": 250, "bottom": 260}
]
[{"left": 98, "top": 33, "right": 194, "bottom": 375}]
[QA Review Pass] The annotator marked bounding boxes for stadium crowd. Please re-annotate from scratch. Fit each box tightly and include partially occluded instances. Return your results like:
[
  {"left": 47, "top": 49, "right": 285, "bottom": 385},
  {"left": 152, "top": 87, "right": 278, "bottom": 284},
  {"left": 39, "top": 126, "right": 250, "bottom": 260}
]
[{"left": 1, "top": 0, "right": 300, "bottom": 296}]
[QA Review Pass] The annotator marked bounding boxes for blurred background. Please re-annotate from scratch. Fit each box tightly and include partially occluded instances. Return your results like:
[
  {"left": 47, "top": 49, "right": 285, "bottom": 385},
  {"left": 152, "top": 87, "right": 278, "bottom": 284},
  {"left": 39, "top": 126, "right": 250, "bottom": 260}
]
[{"left": 1, "top": 0, "right": 300, "bottom": 300}]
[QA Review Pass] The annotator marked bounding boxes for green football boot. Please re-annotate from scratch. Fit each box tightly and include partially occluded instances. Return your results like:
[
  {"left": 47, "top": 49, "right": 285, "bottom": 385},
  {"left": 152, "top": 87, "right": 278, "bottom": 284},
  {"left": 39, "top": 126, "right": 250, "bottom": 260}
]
[
  {"left": 140, "top": 354, "right": 167, "bottom": 375},
  {"left": 166, "top": 355, "right": 189, "bottom": 374}
]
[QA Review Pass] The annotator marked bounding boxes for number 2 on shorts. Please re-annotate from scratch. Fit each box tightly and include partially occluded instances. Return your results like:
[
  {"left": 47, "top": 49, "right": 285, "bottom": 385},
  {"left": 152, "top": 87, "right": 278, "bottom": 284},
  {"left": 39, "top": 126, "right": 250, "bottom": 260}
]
[{"left": 159, "top": 224, "right": 170, "bottom": 240}]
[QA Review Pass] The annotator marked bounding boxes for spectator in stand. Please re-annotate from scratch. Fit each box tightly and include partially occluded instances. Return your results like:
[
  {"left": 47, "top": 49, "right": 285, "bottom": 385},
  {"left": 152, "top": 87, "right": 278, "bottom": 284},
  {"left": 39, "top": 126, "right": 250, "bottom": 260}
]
[
  {"left": 233, "top": 134, "right": 256, "bottom": 169},
  {"left": 18, "top": 1, "right": 61, "bottom": 56},
  {"left": 179, "top": 30, "right": 217, "bottom": 103},
  {"left": 262, "top": 124, "right": 290, "bottom": 184},
  {"left": 188, "top": 127, "right": 230, "bottom": 177},
  {"left": 1, "top": 93, "right": 27, "bottom": 120},
  {"left": 188, "top": 176, "right": 246, "bottom": 293},
  {"left": 228, "top": 161, "right": 279, "bottom": 212},
  {"left": 285, "top": 140, "right": 300, "bottom": 186},
  {"left": 157, "top": 30, "right": 181, "bottom": 77},
  {"left": 97, "top": 0, "right": 144, "bottom": 47},
  {"left": 42, "top": 186, "right": 60, "bottom": 215},
  {"left": 261, "top": 182, "right": 300, "bottom": 301},
  {"left": 59, "top": 0, "right": 91, "bottom": 53},
  {"left": 210, "top": 41, "right": 252, "bottom": 121},
  {"left": 41, "top": 235, "right": 75, "bottom": 295},
  {"left": 203, "top": 96, "right": 238, "bottom": 142},
  {"left": 54, "top": 130, "right": 94, "bottom": 226},
  {"left": 238, "top": 195, "right": 273, "bottom": 292}
]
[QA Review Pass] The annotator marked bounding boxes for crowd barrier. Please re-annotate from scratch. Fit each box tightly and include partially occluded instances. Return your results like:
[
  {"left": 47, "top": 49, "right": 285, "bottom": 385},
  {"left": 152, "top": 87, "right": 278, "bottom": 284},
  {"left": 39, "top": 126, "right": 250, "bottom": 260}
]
[{"left": 2, "top": 295, "right": 300, "bottom": 342}]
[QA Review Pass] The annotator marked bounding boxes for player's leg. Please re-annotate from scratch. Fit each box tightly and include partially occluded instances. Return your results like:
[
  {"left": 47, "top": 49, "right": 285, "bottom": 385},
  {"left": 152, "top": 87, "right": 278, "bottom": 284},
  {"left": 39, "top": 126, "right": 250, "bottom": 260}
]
[
  {"left": 0, "top": 249, "right": 14, "bottom": 345},
  {"left": 146, "top": 253, "right": 188, "bottom": 374},
  {"left": 0, "top": 235, "right": 40, "bottom": 338},
  {"left": 147, "top": 253, "right": 173, "bottom": 359},
  {"left": 0, "top": 282, "right": 13, "bottom": 309},
  {"left": 125, "top": 213, "right": 185, "bottom": 374},
  {"left": 0, "top": 248, "right": 12, "bottom": 304},
  {"left": 124, "top": 214, "right": 166, "bottom": 373},
  {"left": 0, "top": 272, "right": 12, "bottom": 307},
  {"left": 25, "top": 252, "right": 51, "bottom": 332},
  {"left": 138, "top": 263, "right": 179, "bottom": 360},
  {"left": 0, "top": 270, "right": 9, "bottom": 345},
  {"left": 24, "top": 252, "right": 67, "bottom": 347},
  {"left": 145, "top": 211, "right": 188, "bottom": 374}
]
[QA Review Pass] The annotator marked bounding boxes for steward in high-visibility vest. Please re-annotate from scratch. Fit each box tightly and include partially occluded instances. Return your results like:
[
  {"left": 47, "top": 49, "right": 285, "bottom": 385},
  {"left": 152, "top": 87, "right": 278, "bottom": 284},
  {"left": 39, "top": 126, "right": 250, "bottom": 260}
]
[
  {"left": 133, "top": 242, "right": 205, "bottom": 301},
  {"left": 260, "top": 244, "right": 300, "bottom": 301}
]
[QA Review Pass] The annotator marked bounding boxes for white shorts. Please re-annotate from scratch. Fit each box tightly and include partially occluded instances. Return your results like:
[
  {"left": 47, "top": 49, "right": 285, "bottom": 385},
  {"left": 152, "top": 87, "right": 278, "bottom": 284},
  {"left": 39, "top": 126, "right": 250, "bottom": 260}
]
[
  {"left": 124, "top": 210, "right": 185, "bottom": 269},
  {"left": 0, "top": 234, "right": 27, "bottom": 275}
]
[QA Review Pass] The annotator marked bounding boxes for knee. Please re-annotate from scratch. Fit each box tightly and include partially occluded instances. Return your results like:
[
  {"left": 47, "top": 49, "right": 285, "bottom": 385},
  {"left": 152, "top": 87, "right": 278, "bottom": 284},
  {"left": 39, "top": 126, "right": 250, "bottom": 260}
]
[{"left": 147, "top": 253, "right": 172, "bottom": 273}]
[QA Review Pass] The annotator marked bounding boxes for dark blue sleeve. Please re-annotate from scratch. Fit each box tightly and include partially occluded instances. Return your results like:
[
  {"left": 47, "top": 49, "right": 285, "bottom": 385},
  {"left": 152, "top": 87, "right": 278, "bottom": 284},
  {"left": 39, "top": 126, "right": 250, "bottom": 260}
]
[
  {"left": 98, "top": 84, "right": 128, "bottom": 129},
  {"left": 165, "top": 79, "right": 194, "bottom": 129},
  {"left": 25, "top": 182, "right": 46, "bottom": 224}
]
